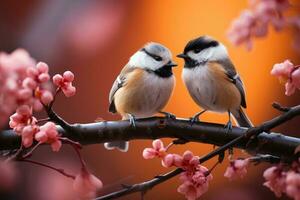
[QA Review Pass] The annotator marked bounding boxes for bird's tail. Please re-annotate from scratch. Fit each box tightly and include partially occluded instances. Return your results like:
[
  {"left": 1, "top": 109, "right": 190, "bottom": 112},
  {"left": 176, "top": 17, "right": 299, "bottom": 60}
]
[
  {"left": 232, "top": 108, "right": 253, "bottom": 128},
  {"left": 104, "top": 141, "right": 129, "bottom": 152},
  {"left": 104, "top": 115, "right": 129, "bottom": 152}
]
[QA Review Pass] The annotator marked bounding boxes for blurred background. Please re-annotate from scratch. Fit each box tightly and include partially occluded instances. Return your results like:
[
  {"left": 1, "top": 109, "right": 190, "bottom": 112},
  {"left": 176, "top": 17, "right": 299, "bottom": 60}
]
[{"left": 1, "top": 0, "right": 299, "bottom": 199}]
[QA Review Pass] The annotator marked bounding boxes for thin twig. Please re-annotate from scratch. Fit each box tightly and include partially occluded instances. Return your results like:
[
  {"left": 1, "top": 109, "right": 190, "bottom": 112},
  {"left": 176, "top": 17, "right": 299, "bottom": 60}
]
[
  {"left": 22, "top": 142, "right": 42, "bottom": 159},
  {"left": 272, "top": 102, "right": 291, "bottom": 112},
  {"left": 37, "top": 118, "right": 50, "bottom": 124},
  {"left": 19, "top": 159, "right": 75, "bottom": 179},
  {"left": 60, "top": 137, "right": 86, "bottom": 168}
]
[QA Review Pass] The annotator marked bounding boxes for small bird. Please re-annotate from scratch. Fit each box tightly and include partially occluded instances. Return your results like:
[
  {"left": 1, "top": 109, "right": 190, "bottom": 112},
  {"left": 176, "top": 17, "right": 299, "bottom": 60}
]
[
  {"left": 105, "top": 42, "right": 177, "bottom": 152},
  {"left": 177, "top": 35, "right": 252, "bottom": 130}
]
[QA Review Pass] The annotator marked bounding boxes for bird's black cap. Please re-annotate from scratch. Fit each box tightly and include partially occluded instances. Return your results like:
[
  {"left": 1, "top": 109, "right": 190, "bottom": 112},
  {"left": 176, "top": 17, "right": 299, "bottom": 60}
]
[{"left": 183, "top": 36, "right": 219, "bottom": 54}]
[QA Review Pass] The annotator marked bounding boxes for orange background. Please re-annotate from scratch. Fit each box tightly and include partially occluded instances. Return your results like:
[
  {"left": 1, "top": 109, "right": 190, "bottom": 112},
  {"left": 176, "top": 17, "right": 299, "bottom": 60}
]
[{"left": 1, "top": 0, "right": 299, "bottom": 199}]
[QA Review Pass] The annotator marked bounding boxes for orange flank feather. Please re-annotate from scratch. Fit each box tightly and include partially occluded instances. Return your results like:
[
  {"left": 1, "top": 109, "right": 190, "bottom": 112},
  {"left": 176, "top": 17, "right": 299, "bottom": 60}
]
[
  {"left": 208, "top": 62, "right": 241, "bottom": 112},
  {"left": 113, "top": 68, "right": 145, "bottom": 118}
]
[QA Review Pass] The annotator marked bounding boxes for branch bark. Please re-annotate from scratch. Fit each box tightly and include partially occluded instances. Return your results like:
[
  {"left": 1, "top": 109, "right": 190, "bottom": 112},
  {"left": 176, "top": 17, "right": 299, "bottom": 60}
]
[
  {"left": 1, "top": 105, "right": 300, "bottom": 161},
  {"left": 1, "top": 104, "right": 300, "bottom": 200}
]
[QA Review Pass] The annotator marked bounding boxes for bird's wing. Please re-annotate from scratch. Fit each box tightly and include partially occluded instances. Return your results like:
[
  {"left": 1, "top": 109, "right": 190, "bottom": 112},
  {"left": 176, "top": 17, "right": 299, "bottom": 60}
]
[
  {"left": 220, "top": 59, "right": 247, "bottom": 108},
  {"left": 108, "top": 64, "right": 135, "bottom": 113}
]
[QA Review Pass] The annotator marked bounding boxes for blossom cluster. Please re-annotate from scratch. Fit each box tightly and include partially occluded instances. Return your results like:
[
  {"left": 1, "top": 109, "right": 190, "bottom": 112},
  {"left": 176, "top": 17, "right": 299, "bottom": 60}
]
[
  {"left": 227, "top": 0, "right": 299, "bottom": 50},
  {"left": 271, "top": 60, "right": 300, "bottom": 96},
  {"left": 0, "top": 49, "right": 104, "bottom": 199},
  {"left": 0, "top": 49, "right": 36, "bottom": 127},
  {"left": 143, "top": 140, "right": 213, "bottom": 200},
  {"left": 263, "top": 164, "right": 300, "bottom": 200},
  {"left": 0, "top": 48, "right": 76, "bottom": 151}
]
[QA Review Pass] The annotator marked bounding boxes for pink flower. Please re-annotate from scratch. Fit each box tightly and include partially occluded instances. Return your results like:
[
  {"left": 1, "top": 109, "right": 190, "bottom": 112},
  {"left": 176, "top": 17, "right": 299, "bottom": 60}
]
[
  {"left": 21, "top": 124, "right": 38, "bottom": 147},
  {"left": 35, "top": 122, "right": 62, "bottom": 152},
  {"left": 9, "top": 105, "right": 35, "bottom": 134},
  {"left": 0, "top": 49, "right": 36, "bottom": 127},
  {"left": 224, "top": 159, "right": 250, "bottom": 181},
  {"left": 227, "top": 10, "right": 257, "bottom": 50},
  {"left": 21, "top": 62, "right": 55, "bottom": 106},
  {"left": 271, "top": 60, "right": 300, "bottom": 96},
  {"left": 26, "top": 62, "right": 50, "bottom": 85},
  {"left": 33, "top": 87, "right": 54, "bottom": 106},
  {"left": 9, "top": 105, "right": 40, "bottom": 147},
  {"left": 143, "top": 139, "right": 166, "bottom": 159},
  {"left": 53, "top": 71, "right": 76, "bottom": 97},
  {"left": 162, "top": 154, "right": 176, "bottom": 168},
  {"left": 263, "top": 166, "right": 286, "bottom": 197},
  {"left": 73, "top": 168, "right": 103, "bottom": 199},
  {"left": 286, "top": 171, "right": 300, "bottom": 200},
  {"left": 40, "top": 90, "right": 53, "bottom": 105},
  {"left": 173, "top": 151, "right": 200, "bottom": 171},
  {"left": 271, "top": 60, "right": 294, "bottom": 81},
  {"left": 227, "top": 0, "right": 290, "bottom": 50},
  {"left": 178, "top": 165, "right": 212, "bottom": 200}
]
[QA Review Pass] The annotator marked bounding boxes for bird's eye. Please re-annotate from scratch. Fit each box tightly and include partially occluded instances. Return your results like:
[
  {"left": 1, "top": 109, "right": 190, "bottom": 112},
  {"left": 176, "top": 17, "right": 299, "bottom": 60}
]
[
  {"left": 193, "top": 49, "right": 201, "bottom": 54},
  {"left": 153, "top": 56, "right": 162, "bottom": 61}
]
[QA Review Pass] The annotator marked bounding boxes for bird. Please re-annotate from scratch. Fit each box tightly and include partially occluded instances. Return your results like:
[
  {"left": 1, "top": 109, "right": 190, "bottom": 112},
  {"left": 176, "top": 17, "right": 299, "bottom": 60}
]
[
  {"left": 105, "top": 42, "right": 177, "bottom": 152},
  {"left": 177, "top": 35, "right": 252, "bottom": 130}
]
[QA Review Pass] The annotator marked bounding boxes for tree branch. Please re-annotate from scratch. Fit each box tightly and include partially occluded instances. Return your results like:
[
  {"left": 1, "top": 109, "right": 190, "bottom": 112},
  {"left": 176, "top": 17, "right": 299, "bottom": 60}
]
[
  {"left": 1, "top": 105, "right": 300, "bottom": 162},
  {"left": 1, "top": 104, "right": 300, "bottom": 199},
  {"left": 95, "top": 155, "right": 280, "bottom": 200},
  {"left": 95, "top": 102, "right": 300, "bottom": 200}
]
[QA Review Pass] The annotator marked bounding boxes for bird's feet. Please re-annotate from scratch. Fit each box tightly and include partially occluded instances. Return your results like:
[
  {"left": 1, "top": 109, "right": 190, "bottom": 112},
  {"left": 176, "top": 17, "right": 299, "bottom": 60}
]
[
  {"left": 224, "top": 120, "right": 232, "bottom": 134},
  {"left": 189, "top": 110, "right": 206, "bottom": 125},
  {"left": 159, "top": 111, "right": 176, "bottom": 120},
  {"left": 127, "top": 113, "right": 136, "bottom": 129}
]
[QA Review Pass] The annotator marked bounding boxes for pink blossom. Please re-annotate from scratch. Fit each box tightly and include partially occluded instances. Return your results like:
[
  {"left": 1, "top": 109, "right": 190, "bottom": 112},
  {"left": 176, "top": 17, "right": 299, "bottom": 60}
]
[
  {"left": 227, "top": 10, "right": 258, "bottom": 50},
  {"left": 286, "top": 171, "right": 300, "bottom": 200},
  {"left": 53, "top": 71, "right": 76, "bottom": 97},
  {"left": 21, "top": 62, "right": 54, "bottom": 105},
  {"left": 21, "top": 124, "right": 38, "bottom": 147},
  {"left": 178, "top": 165, "right": 212, "bottom": 200},
  {"left": 40, "top": 90, "right": 54, "bottom": 105},
  {"left": 271, "top": 60, "right": 300, "bottom": 95},
  {"left": 0, "top": 49, "right": 36, "bottom": 127},
  {"left": 9, "top": 105, "right": 35, "bottom": 134},
  {"left": 9, "top": 105, "right": 39, "bottom": 147},
  {"left": 227, "top": 0, "right": 290, "bottom": 50},
  {"left": 73, "top": 168, "right": 103, "bottom": 199},
  {"left": 175, "top": 151, "right": 211, "bottom": 199},
  {"left": 22, "top": 77, "right": 37, "bottom": 89},
  {"left": 142, "top": 139, "right": 166, "bottom": 159},
  {"left": 173, "top": 151, "right": 200, "bottom": 171},
  {"left": 271, "top": 60, "right": 294, "bottom": 81},
  {"left": 224, "top": 159, "right": 250, "bottom": 181},
  {"left": 162, "top": 154, "right": 176, "bottom": 168},
  {"left": 263, "top": 166, "right": 286, "bottom": 197},
  {"left": 35, "top": 122, "right": 62, "bottom": 152},
  {"left": 26, "top": 62, "right": 50, "bottom": 85}
]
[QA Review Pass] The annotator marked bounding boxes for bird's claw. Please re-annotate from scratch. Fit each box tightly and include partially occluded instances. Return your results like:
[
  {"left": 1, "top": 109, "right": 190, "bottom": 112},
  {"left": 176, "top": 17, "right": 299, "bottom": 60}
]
[
  {"left": 224, "top": 120, "right": 232, "bottom": 134},
  {"left": 159, "top": 111, "right": 176, "bottom": 119},
  {"left": 189, "top": 116, "right": 199, "bottom": 125},
  {"left": 128, "top": 114, "right": 136, "bottom": 129},
  {"left": 189, "top": 110, "right": 206, "bottom": 126}
]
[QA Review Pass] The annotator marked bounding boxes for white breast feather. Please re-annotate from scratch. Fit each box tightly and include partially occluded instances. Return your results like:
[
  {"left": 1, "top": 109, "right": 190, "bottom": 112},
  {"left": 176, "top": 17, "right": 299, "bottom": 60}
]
[
  {"left": 135, "top": 73, "right": 174, "bottom": 118},
  {"left": 182, "top": 65, "right": 217, "bottom": 110}
]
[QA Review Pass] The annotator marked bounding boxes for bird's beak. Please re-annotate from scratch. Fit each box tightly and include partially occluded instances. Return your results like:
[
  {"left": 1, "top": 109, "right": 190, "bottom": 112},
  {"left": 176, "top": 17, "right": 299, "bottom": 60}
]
[
  {"left": 165, "top": 61, "right": 177, "bottom": 67},
  {"left": 176, "top": 53, "right": 188, "bottom": 59}
]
